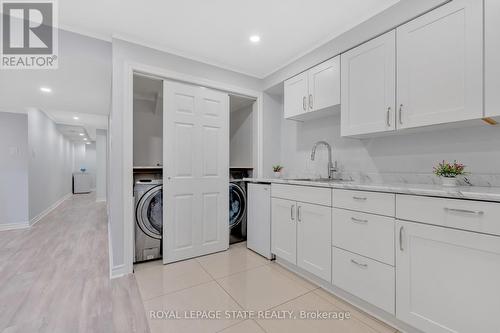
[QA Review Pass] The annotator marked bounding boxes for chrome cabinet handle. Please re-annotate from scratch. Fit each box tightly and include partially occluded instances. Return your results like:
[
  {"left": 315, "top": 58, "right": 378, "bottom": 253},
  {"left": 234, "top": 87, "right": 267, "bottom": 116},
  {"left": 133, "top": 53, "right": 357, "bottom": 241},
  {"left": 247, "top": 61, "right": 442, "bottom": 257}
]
[
  {"left": 352, "top": 196, "right": 367, "bottom": 201},
  {"left": 350, "top": 259, "right": 368, "bottom": 268},
  {"left": 302, "top": 96, "right": 307, "bottom": 111},
  {"left": 351, "top": 217, "right": 368, "bottom": 224},
  {"left": 386, "top": 107, "right": 391, "bottom": 127},
  {"left": 309, "top": 94, "right": 313, "bottom": 110},
  {"left": 444, "top": 207, "right": 484, "bottom": 215},
  {"left": 290, "top": 204, "right": 295, "bottom": 221},
  {"left": 399, "top": 226, "right": 404, "bottom": 251},
  {"left": 398, "top": 104, "right": 403, "bottom": 125},
  {"left": 297, "top": 206, "right": 302, "bottom": 222}
]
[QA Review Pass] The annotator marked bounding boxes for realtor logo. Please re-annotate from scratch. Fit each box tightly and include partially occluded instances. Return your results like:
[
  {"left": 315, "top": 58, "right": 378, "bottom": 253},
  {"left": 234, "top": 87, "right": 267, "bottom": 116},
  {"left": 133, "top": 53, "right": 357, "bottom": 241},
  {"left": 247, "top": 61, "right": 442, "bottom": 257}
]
[{"left": 1, "top": 0, "right": 58, "bottom": 69}]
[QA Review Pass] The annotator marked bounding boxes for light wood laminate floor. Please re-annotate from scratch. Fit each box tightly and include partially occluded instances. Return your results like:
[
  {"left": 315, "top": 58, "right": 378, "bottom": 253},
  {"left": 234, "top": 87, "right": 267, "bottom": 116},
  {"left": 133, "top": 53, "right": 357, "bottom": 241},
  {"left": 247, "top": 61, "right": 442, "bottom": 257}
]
[{"left": 0, "top": 193, "right": 149, "bottom": 333}]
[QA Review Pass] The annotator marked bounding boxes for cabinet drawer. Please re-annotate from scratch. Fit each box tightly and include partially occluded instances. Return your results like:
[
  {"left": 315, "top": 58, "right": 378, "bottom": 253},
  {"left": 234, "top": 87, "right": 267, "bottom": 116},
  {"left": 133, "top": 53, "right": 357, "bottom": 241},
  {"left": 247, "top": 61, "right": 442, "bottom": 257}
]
[
  {"left": 332, "top": 247, "right": 395, "bottom": 314},
  {"left": 333, "top": 189, "right": 395, "bottom": 216},
  {"left": 396, "top": 195, "right": 500, "bottom": 236},
  {"left": 332, "top": 208, "right": 394, "bottom": 265},
  {"left": 272, "top": 184, "right": 331, "bottom": 206}
]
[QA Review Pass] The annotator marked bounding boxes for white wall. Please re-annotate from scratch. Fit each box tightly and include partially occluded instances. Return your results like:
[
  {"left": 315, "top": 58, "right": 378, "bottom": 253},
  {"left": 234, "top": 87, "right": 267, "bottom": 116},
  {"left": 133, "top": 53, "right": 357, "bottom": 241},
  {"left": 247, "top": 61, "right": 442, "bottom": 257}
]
[
  {"left": 262, "top": 93, "right": 283, "bottom": 178},
  {"left": 133, "top": 98, "right": 163, "bottom": 166},
  {"left": 85, "top": 143, "right": 97, "bottom": 189},
  {"left": 230, "top": 105, "right": 253, "bottom": 168},
  {"left": 96, "top": 129, "right": 107, "bottom": 202},
  {"left": 276, "top": 111, "right": 500, "bottom": 186},
  {"left": 0, "top": 112, "right": 29, "bottom": 229},
  {"left": 110, "top": 38, "right": 263, "bottom": 273},
  {"left": 73, "top": 143, "right": 86, "bottom": 172},
  {"left": 28, "top": 109, "right": 74, "bottom": 221}
]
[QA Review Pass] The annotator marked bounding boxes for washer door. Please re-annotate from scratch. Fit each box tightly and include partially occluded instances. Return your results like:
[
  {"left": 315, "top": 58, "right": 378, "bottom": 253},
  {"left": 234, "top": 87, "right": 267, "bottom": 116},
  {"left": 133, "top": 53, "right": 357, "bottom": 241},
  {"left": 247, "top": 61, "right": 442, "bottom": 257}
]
[
  {"left": 229, "top": 183, "right": 246, "bottom": 229},
  {"left": 136, "top": 185, "right": 163, "bottom": 240}
]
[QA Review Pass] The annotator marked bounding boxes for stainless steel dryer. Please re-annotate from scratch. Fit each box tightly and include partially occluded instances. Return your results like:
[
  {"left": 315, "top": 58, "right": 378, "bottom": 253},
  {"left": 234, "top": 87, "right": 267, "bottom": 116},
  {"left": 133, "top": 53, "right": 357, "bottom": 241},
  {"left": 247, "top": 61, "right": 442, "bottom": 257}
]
[{"left": 134, "top": 178, "right": 163, "bottom": 262}]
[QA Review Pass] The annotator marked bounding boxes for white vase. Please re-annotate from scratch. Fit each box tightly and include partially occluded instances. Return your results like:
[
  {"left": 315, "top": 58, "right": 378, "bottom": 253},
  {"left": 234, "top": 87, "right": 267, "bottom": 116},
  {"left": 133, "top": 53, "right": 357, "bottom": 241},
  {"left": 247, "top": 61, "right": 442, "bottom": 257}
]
[
  {"left": 441, "top": 177, "right": 457, "bottom": 187},
  {"left": 274, "top": 171, "right": 281, "bottom": 178}
]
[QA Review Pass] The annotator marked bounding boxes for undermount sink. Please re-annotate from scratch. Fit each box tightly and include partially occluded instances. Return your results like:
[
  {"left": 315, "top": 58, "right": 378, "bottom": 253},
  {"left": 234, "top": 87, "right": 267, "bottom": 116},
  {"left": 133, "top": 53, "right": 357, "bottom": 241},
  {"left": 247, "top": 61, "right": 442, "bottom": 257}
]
[{"left": 285, "top": 178, "right": 351, "bottom": 183}]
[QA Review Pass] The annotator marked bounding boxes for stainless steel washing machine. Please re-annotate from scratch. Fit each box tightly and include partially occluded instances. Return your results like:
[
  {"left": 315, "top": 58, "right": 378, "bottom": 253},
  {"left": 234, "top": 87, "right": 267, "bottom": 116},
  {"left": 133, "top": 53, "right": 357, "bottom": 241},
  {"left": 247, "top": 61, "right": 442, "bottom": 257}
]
[
  {"left": 134, "top": 178, "right": 163, "bottom": 262},
  {"left": 229, "top": 180, "right": 247, "bottom": 244}
]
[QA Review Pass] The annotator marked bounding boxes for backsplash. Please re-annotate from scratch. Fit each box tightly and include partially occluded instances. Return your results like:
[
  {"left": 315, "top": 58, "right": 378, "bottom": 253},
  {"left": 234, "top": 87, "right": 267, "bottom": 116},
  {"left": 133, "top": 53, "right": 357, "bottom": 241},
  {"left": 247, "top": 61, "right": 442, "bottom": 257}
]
[{"left": 279, "top": 114, "right": 500, "bottom": 187}]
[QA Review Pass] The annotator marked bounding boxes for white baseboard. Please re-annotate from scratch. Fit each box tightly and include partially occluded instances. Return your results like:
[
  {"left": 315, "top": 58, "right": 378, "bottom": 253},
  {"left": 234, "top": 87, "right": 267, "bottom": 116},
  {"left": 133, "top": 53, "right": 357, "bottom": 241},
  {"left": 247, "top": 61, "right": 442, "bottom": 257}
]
[
  {"left": 110, "top": 264, "right": 128, "bottom": 279},
  {"left": 30, "top": 192, "right": 72, "bottom": 227},
  {"left": 0, "top": 221, "right": 30, "bottom": 231}
]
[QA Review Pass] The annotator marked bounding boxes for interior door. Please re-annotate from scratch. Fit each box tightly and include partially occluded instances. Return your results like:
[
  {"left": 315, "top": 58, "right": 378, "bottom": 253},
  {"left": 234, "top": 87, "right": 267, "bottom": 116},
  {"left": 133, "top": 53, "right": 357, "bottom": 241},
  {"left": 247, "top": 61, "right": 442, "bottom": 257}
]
[
  {"left": 308, "top": 56, "right": 340, "bottom": 112},
  {"left": 296, "top": 202, "right": 331, "bottom": 281},
  {"left": 396, "top": 0, "right": 483, "bottom": 129},
  {"left": 284, "top": 72, "right": 308, "bottom": 119},
  {"left": 163, "top": 80, "right": 229, "bottom": 263},
  {"left": 396, "top": 220, "right": 500, "bottom": 333},
  {"left": 340, "top": 30, "right": 396, "bottom": 136}
]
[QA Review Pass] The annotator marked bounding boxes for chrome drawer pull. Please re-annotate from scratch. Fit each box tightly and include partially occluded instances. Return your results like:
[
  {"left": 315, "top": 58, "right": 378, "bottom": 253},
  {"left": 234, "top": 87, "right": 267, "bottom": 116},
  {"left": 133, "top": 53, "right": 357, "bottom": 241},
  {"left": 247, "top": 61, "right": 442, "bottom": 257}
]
[
  {"left": 351, "top": 217, "right": 368, "bottom": 224},
  {"left": 350, "top": 259, "right": 368, "bottom": 268},
  {"left": 444, "top": 207, "right": 484, "bottom": 216},
  {"left": 352, "top": 196, "right": 367, "bottom": 201}
]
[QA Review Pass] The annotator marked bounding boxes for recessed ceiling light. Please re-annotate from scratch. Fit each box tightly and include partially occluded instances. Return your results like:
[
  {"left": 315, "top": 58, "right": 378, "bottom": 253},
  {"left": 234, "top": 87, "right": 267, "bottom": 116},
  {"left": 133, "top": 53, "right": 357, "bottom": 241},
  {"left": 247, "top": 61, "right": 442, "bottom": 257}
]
[
  {"left": 249, "top": 35, "right": 260, "bottom": 43},
  {"left": 79, "top": 133, "right": 84, "bottom": 136},
  {"left": 85, "top": 142, "right": 91, "bottom": 145},
  {"left": 83, "top": 138, "right": 88, "bottom": 141},
  {"left": 40, "top": 87, "right": 52, "bottom": 93},
  {"left": 73, "top": 116, "right": 79, "bottom": 120}
]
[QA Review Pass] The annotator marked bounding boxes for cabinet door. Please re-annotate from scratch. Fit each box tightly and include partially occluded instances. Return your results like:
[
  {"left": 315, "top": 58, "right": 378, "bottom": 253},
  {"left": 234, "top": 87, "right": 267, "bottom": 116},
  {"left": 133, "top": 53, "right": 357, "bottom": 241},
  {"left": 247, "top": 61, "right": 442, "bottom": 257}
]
[
  {"left": 341, "top": 31, "right": 396, "bottom": 136},
  {"left": 485, "top": 0, "right": 500, "bottom": 117},
  {"left": 396, "top": 220, "right": 500, "bottom": 333},
  {"left": 396, "top": 0, "right": 483, "bottom": 129},
  {"left": 284, "top": 72, "right": 308, "bottom": 119},
  {"left": 308, "top": 56, "right": 340, "bottom": 112},
  {"left": 271, "top": 198, "right": 297, "bottom": 264},
  {"left": 296, "top": 203, "right": 331, "bottom": 281}
]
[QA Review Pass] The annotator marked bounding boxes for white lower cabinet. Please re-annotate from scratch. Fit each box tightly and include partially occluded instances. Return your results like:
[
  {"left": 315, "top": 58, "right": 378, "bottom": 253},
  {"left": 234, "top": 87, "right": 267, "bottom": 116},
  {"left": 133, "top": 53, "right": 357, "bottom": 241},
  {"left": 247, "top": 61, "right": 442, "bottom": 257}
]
[
  {"left": 271, "top": 186, "right": 332, "bottom": 282},
  {"left": 332, "top": 247, "right": 395, "bottom": 314},
  {"left": 396, "top": 220, "right": 500, "bottom": 333},
  {"left": 271, "top": 198, "right": 297, "bottom": 264},
  {"left": 297, "top": 203, "right": 331, "bottom": 281}
]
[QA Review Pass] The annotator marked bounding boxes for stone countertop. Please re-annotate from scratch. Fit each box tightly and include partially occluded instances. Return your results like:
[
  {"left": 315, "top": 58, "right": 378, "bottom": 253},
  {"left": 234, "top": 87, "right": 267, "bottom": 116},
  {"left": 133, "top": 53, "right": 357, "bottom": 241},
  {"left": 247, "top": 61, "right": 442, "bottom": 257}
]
[{"left": 243, "top": 178, "right": 500, "bottom": 203}]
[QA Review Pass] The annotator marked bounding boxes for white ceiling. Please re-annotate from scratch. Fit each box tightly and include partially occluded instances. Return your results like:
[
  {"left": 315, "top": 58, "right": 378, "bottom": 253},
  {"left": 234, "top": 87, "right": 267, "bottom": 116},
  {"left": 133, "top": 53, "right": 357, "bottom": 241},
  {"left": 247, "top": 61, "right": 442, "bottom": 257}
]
[
  {"left": 60, "top": 0, "right": 400, "bottom": 78},
  {"left": 0, "top": 30, "right": 112, "bottom": 119}
]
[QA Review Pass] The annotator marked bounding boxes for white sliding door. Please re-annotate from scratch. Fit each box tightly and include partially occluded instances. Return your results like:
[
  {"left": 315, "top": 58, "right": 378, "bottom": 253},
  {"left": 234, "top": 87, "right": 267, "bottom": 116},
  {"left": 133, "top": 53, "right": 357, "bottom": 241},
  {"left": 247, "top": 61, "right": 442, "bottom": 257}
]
[{"left": 163, "top": 80, "right": 229, "bottom": 263}]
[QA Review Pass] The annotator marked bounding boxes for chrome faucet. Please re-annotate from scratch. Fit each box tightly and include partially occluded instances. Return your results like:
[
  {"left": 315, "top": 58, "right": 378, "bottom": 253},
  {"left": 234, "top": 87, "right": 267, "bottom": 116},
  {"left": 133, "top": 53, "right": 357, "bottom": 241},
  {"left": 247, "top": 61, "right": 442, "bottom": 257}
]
[{"left": 311, "top": 141, "right": 337, "bottom": 179}]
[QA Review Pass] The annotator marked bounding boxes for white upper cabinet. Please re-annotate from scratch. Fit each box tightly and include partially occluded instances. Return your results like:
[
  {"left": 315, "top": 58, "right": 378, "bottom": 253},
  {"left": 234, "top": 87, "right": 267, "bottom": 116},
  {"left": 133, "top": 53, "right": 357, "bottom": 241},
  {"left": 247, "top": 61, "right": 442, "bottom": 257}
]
[
  {"left": 396, "top": 0, "right": 483, "bottom": 129},
  {"left": 341, "top": 30, "right": 396, "bottom": 136},
  {"left": 308, "top": 57, "right": 340, "bottom": 112},
  {"left": 284, "top": 72, "right": 308, "bottom": 119},
  {"left": 485, "top": 0, "right": 500, "bottom": 117},
  {"left": 284, "top": 56, "right": 340, "bottom": 120}
]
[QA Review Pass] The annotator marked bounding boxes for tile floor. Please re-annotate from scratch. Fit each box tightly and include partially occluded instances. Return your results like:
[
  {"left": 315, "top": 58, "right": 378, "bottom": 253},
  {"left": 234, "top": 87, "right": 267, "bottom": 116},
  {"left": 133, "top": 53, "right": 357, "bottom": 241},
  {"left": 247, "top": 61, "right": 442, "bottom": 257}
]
[{"left": 134, "top": 243, "right": 398, "bottom": 333}]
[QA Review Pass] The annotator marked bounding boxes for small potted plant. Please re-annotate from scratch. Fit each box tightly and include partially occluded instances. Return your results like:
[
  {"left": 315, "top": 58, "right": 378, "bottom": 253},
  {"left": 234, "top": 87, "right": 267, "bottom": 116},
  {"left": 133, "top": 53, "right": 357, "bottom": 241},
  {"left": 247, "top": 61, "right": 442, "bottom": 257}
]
[
  {"left": 272, "top": 165, "right": 284, "bottom": 178},
  {"left": 433, "top": 160, "right": 467, "bottom": 187}
]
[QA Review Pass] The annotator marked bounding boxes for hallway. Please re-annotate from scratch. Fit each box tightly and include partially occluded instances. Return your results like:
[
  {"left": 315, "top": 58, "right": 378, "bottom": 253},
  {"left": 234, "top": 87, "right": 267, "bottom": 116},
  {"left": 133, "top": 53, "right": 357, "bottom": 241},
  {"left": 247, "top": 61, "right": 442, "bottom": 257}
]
[{"left": 0, "top": 194, "right": 149, "bottom": 333}]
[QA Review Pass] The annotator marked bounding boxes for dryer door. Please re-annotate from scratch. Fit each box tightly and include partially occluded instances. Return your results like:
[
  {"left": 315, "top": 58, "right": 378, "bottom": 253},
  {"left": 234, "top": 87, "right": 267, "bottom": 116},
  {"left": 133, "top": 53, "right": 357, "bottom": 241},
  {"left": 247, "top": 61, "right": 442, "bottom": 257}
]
[
  {"left": 229, "top": 183, "right": 246, "bottom": 230},
  {"left": 136, "top": 185, "right": 163, "bottom": 240}
]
